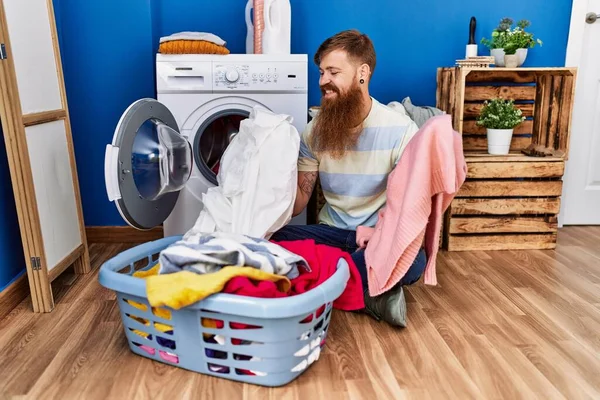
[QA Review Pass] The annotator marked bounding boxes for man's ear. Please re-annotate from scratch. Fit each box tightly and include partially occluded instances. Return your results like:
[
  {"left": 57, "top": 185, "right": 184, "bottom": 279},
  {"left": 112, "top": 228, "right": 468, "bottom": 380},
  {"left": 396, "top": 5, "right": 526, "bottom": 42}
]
[{"left": 359, "top": 63, "right": 371, "bottom": 82}]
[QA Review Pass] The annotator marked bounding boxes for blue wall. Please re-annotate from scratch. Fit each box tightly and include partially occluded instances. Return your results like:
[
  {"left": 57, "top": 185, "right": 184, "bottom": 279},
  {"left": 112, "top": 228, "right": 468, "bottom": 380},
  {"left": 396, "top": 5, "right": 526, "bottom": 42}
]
[
  {"left": 52, "top": 0, "right": 573, "bottom": 227},
  {"left": 54, "top": 0, "right": 156, "bottom": 226},
  {"left": 0, "top": 125, "right": 26, "bottom": 291}
]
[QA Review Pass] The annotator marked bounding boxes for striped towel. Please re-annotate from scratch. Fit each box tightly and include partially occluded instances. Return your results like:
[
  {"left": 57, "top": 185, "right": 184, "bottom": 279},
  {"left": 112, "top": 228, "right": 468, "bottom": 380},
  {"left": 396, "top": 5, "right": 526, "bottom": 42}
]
[{"left": 158, "top": 232, "right": 309, "bottom": 279}]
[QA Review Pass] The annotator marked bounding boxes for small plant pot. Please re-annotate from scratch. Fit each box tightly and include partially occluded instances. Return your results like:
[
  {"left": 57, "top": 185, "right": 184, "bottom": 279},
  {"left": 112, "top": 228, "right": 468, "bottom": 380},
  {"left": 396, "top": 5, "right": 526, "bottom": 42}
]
[
  {"left": 491, "top": 48, "right": 528, "bottom": 67},
  {"left": 487, "top": 128, "right": 514, "bottom": 155},
  {"left": 504, "top": 54, "right": 519, "bottom": 68}
]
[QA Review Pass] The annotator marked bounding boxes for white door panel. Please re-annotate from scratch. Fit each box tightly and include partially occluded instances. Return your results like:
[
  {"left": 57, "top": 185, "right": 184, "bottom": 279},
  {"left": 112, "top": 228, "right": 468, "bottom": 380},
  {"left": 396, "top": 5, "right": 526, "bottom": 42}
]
[
  {"left": 562, "top": 0, "right": 600, "bottom": 224},
  {"left": 3, "top": 0, "right": 62, "bottom": 114},
  {"left": 25, "top": 120, "right": 81, "bottom": 269}
]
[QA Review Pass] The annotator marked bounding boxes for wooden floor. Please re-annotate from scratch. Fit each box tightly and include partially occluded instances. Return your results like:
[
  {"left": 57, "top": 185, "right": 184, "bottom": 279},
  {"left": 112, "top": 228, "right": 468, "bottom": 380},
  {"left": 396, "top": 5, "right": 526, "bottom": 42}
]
[{"left": 1, "top": 226, "right": 599, "bottom": 399}]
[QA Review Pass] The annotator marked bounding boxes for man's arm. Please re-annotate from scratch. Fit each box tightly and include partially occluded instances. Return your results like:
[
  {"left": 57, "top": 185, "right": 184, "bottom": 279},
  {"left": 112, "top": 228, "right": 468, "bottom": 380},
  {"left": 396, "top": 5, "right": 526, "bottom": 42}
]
[{"left": 293, "top": 171, "right": 318, "bottom": 216}]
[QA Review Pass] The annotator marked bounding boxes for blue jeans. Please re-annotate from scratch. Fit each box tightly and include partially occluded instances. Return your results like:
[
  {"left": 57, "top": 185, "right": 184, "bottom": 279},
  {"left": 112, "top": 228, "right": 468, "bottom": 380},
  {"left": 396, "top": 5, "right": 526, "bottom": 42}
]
[{"left": 270, "top": 224, "right": 427, "bottom": 292}]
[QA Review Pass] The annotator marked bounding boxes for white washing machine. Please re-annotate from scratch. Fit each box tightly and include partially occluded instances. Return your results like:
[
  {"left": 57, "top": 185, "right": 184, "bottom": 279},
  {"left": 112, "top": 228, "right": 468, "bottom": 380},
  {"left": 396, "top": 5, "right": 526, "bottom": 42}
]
[{"left": 105, "top": 53, "right": 308, "bottom": 237}]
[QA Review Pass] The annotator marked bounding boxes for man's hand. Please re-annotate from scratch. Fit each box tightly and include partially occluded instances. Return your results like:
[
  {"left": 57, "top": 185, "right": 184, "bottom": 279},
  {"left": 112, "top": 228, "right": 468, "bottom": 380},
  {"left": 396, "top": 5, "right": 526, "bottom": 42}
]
[{"left": 293, "top": 171, "right": 318, "bottom": 216}]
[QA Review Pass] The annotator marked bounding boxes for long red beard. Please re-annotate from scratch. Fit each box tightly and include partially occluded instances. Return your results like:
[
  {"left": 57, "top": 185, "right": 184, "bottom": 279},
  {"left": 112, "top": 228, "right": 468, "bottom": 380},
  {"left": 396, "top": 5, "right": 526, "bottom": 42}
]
[{"left": 310, "top": 81, "right": 365, "bottom": 159}]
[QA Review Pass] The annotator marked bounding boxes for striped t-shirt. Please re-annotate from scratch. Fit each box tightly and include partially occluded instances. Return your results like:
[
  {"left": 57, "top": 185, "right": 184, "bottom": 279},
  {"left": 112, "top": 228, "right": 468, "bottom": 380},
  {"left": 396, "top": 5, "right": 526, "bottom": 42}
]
[{"left": 298, "top": 97, "right": 419, "bottom": 230}]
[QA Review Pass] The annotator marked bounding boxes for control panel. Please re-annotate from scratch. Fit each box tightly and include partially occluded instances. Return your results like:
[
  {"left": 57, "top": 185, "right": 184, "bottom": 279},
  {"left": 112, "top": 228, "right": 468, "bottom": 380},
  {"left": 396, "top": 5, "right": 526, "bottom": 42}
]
[
  {"left": 155, "top": 55, "right": 308, "bottom": 93},
  {"left": 213, "top": 62, "right": 307, "bottom": 91}
]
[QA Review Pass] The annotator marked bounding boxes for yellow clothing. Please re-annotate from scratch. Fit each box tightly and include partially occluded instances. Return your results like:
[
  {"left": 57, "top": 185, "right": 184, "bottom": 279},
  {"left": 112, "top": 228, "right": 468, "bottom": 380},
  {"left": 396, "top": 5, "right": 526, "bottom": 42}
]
[
  {"left": 132, "top": 264, "right": 290, "bottom": 310},
  {"left": 127, "top": 266, "right": 174, "bottom": 339},
  {"left": 133, "top": 264, "right": 162, "bottom": 279},
  {"left": 124, "top": 298, "right": 173, "bottom": 338}
]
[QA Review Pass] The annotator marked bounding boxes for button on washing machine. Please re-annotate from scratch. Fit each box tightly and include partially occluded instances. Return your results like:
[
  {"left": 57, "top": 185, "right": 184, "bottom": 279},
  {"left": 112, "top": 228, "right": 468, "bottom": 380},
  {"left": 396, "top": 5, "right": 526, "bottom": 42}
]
[{"left": 225, "top": 69, "right": 239, "bottom": 83}]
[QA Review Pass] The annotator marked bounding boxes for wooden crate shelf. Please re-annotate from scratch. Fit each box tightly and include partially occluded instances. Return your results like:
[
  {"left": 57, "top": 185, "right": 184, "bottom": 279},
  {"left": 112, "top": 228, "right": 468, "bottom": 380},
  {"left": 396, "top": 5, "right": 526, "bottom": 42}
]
[
  {"left": 436, "top": 66, "right": 576, "bottom": 251},
  {"left": 436, "top": 67, "right": 577, "bottom": 155},
  {"left": 442, "top": 153, "right": 564, "bottom": 251}
]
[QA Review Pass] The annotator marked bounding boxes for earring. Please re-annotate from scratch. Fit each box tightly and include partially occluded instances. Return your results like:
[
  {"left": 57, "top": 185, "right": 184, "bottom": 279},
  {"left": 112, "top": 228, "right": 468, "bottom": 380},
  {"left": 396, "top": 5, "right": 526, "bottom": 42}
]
[{"left": 360, "top": 78, "right": 364, "bottom": 84}]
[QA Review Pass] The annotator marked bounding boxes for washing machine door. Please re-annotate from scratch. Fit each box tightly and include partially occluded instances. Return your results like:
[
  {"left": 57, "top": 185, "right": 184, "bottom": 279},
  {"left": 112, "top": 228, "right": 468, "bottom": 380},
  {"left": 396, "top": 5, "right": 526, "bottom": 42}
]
[{"left": 104, "top": 98, "right": 193, "bottom": 230}]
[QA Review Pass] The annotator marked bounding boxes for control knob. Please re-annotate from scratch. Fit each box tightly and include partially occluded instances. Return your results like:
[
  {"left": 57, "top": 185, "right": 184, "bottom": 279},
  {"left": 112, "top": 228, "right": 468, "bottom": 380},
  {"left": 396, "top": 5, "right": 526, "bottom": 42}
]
[{"left": 225, "top": 68, "right": 239, "bottom": 83}]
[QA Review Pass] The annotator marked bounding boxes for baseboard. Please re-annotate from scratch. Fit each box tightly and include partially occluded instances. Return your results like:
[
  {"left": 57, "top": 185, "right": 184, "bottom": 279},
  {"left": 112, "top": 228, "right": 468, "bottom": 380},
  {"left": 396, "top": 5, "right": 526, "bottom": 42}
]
[
  {"left": 86, "top": 226, "right": 164, "bottom": 243},
  {"left": 0, "top": 273, "right": 29, "bottom": 320}
]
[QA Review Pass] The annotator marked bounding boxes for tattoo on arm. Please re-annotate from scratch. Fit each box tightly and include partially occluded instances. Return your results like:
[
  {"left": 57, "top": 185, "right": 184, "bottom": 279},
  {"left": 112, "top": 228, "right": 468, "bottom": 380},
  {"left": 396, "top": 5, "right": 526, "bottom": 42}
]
[{"left": 299, "top": 172, "right": 318, "bottom": 196}]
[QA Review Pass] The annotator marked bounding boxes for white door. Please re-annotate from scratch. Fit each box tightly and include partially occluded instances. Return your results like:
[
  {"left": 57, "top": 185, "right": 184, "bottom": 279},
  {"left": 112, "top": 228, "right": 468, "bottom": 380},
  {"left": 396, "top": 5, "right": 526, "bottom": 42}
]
[{"left": 561, "top": 0, "right": 600, "bottom": 224}]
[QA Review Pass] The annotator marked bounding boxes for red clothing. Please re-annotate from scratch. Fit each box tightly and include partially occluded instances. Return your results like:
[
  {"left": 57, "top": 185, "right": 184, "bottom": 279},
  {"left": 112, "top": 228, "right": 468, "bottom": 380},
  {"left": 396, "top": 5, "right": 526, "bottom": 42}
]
[
  {"left": 222, "top": 239, "right": 365, "bottom": 311},
  {"left": 223, "top": 276, "right": 288, "bottom": 299},
  {"left": 277, "top": 239, "right": 365, "bottom": 310},
  {"left": 208, "top": 240, "right": 360, "bottom": 377}
]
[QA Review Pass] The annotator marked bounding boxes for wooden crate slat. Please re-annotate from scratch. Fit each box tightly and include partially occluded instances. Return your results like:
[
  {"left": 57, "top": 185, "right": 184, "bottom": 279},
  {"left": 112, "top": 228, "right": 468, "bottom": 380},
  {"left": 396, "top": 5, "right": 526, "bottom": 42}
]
[
  {"left": 547, "top": 75, "right": 563, "bottom": 149},
  {"left": 463, "top": 136, "right": 532, "bottom": 152},
  {"left": 464, "top": 102, "right": 534, "bottom": 118},
  {"left": 557, "top": 74, "right": 575, "bottom": 156},
  {"left": 437, "top": 68, "right": 457, "bottom": 121},
  {"left": 464, "top": 85, "right": 536, "bottom": 102},
  {"left": 532, "top": 74, "right": 552, "bottom": 149},
  {"left": 462, "top": 119, "right": 533, "bottom": 135},
  {"left": 449, "top": 68, "right": 458, "bottom": 129},
  {"left": 457, "top": 180, "right": 563, "bottom": 197},
  {"left": 436, "top": 68, "right": 447, "bottom": 113},
  {"left": 447, "top": 233, "right": 557, "bottom": 251},
  {"left": 465, "top": 70, "right": 538, "bottom": 83},
  {"left": 463, "top": 153, "right": 564, "bottom": 162},
  {"left": 449, "top": 216, "right": 558, "bottom": 234},
  {"left": 466, "top": 160, "right": 564, "bottom": 178},
  {"left": 451, "top": 198, "right": 561, "bottom": 215}
]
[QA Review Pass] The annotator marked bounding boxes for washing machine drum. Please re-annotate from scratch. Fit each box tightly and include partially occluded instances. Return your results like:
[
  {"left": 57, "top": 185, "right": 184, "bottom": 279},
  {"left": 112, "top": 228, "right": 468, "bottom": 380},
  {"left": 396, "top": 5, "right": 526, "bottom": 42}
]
[
  {"left": 193, "top": 110, "right": 247, "bottom": 186},
  {"left": 104, "top": 98, "right": 244, "bottom": 230}
]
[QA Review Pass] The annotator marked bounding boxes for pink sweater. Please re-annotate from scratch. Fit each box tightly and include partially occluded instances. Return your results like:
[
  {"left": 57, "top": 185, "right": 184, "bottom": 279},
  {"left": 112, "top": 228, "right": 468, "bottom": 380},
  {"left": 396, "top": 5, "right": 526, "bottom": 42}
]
[{"left": 356, "top": 115, "right": 467, "bottom": 296}]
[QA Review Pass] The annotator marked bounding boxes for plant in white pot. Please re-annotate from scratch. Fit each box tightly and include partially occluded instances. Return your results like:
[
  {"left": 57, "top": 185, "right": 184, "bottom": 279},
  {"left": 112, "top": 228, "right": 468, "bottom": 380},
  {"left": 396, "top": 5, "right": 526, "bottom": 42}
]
[
  {"left": 503, "top": 42, "right": 519, "bottom": 68},
  {"left": 476, "top": 98, "right": 526, "bottom": 155},
  {"left": 481, "top": 18, "right": 542, "bottom": 67}
]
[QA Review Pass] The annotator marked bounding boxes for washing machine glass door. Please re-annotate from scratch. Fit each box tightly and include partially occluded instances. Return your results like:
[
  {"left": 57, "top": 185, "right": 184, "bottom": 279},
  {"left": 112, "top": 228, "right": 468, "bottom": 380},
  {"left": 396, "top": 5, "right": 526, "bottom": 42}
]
[
  {"left": 105, "top": 98, "right": 193, "bottom": 230},
  {"left": 194, "top": 108, "right": 249, "bottom": 185}
]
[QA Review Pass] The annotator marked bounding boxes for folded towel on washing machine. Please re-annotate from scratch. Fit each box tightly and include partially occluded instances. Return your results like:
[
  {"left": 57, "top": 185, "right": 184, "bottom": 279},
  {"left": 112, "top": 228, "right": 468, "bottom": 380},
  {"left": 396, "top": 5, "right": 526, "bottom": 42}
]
[
  {"left": 159, "top": 31, "right": 230, "bottom": 54},
  {"left": 184, "top": 105, "right": 300, "bottom": 241},
  {"left": 159, "top": 231, "right": 309, "bottom": 279}
]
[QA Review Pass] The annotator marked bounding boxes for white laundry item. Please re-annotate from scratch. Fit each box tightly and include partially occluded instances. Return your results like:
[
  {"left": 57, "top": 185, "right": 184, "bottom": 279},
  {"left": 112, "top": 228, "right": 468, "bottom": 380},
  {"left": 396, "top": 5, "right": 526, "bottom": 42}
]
[
  {"left": 307, "top": 347, "right": 321, "bottom": 365},
  {"left": 294, "top": 344, "right": 310, "bottom": 357},
  {"left": 214, "top": 335, "right": 226, "bottom": 345},
  {"left": 290, "top": 346, "right": 321, "bottom": 373},
  {"left": 159, "top": 31, "right": 226, "bottom": 46},
  {"left": 291, "top": 359, "right": 308, "bottom": 372},
  {"left": 310, "top": 335, "right": 321, "bottom": 350},
  {"left": 299, "top": 330, "right": 311, "bottom": 341},
  {"left": 184, "top": 105, "right": 300, "bottom": 241}
]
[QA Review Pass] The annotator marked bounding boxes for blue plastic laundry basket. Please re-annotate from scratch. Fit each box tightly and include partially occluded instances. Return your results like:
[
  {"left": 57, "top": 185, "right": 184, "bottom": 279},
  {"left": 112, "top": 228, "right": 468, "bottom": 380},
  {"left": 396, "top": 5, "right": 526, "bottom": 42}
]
[{"left": 98, "top": 235, "right": 350, "bottom": 387}]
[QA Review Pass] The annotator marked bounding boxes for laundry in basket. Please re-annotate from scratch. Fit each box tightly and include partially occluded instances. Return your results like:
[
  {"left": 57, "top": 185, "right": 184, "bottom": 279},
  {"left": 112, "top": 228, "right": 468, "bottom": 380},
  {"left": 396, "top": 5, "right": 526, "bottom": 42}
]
[{"left": 98, "top": 236, "right": 362, "bottom": 386}]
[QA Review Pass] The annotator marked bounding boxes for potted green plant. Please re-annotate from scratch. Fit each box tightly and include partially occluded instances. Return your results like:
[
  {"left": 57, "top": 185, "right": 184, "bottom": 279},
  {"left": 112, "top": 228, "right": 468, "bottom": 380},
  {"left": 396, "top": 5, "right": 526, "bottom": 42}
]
[
  {"left": 476, "top": 98, "right": 526, "bottom": 155},
  {"left": 503, "top": 42, "right": 519, "bottom": 68},
  {"left": 481, "top": 18, "right": 543, "bottom": 67}
]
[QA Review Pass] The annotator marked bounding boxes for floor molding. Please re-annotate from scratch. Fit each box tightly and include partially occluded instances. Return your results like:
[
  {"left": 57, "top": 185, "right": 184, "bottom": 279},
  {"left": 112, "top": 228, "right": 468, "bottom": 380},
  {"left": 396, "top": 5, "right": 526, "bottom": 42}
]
[
  {"left": 0, "top": 273, "right": 29, "bottom": 320},
  {"left": 86, "top": 226, "right": 164, "bottom": 243}
]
